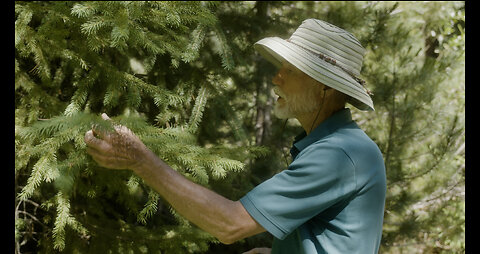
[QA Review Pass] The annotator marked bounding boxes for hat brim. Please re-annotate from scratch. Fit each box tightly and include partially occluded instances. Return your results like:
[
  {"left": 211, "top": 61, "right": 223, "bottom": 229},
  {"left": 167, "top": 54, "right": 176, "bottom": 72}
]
[{"left": 254, "top": 37, "right": 374, "bottom": 111}]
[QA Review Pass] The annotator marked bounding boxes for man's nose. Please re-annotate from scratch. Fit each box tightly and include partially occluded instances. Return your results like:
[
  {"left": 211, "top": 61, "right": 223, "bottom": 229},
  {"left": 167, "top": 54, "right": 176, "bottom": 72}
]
[{"left": 272, "top": 70, "right": 283, "bottom": 86}]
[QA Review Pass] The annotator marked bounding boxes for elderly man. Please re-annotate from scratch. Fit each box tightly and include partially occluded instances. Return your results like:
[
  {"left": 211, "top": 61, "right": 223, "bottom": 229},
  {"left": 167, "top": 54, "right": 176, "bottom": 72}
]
[{"left": 85, "top": 19, "right": 386, "bottom": 254}]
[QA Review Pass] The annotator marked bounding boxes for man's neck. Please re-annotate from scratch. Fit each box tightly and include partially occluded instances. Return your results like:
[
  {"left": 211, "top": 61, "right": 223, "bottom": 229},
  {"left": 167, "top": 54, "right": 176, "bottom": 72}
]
[{"left": 297, "top": 107, "right": 343, "bottom": 135}]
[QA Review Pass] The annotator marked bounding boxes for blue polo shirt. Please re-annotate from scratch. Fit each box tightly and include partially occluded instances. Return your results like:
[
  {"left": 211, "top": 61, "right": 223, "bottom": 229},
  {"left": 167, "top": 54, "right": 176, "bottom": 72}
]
[{"left": 240, "top": 108, "right": 386, "bottom": 254}]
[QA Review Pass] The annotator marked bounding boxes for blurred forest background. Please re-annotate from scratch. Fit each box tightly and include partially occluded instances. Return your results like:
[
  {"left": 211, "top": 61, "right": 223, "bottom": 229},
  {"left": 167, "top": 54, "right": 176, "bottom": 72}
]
[{"left": 15, "top": 1, "right": 465, "bottom": 253}]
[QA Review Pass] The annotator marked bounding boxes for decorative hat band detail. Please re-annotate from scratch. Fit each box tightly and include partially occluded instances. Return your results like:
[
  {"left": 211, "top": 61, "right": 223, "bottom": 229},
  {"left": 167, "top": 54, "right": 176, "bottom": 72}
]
[{"left": 286, "top": 39, "right": 373, "bottom": 96}]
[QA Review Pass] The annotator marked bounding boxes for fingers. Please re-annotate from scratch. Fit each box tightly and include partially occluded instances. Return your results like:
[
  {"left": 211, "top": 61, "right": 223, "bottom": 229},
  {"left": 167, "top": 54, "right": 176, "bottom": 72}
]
[
  {"left": 86, "top": 147, "right": 130, "bottom": 170},
  {"left": 85, "top": 129, "right": 112, "bottom": 152},
  {"left": 84, "top": 113, "right": 140, "bottom": 170},
  {"left": 86, "top": 147, "right": 109, "bottom": 167},
  {"left": 101, "top": 113, "right": 111, "bottom": 121},
  {"left": 99, "top": 113, "right": 126, "bottom": 134},
  {"left": 91, "top": 124, "right": 111, "bottom": 141},
  {"left": 91, "top": 112, "right": 115, "bottom": 140}
]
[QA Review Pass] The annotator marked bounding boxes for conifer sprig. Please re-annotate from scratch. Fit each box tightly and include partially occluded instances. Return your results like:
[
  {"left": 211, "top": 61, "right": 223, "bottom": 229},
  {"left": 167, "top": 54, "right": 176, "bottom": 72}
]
[
  {"left": 188, "top": 86, "right": 209, "bottom": 133},
  {"left": 52, "top": 191, "right": 89, "bottom": 251}
]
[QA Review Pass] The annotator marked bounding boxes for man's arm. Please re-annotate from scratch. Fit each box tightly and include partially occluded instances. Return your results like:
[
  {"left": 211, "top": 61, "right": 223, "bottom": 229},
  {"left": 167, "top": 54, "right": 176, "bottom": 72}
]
[
  {"left": 134, "top": 150, "right": 265, "bottom": 244},
  {"left": 84, "top": 114, "right": 265, "bottom": 244}
]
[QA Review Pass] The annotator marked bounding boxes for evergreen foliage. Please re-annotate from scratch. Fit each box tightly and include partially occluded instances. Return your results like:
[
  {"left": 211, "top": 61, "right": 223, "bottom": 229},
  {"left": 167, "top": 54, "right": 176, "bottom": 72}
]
[
  {"left": 15, "top": 1, "right": 464, "bottom": 253},
  {"left": 15, "top": 1, "right": 262, "bottom": 253}
]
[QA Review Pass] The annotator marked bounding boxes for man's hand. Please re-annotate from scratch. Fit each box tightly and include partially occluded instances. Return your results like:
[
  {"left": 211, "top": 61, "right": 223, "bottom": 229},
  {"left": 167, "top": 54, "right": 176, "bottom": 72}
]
[{"left": 84, "top": 113, "right": 150, "bottom": 171}]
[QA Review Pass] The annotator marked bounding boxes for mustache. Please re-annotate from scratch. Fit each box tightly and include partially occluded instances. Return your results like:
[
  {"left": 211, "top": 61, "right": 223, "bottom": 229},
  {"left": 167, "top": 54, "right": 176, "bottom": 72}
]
[{"left": 273, "top": 87, "right": 287, "bottom": 99}]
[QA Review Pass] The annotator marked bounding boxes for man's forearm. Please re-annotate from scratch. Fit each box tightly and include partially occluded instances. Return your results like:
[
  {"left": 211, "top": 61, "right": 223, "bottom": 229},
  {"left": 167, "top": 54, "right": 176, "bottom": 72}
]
[
  {"left": 133, "top": 149, "right": 263, "bottom": 244},
  {"left": 84, "top": 114, "right": 264, "bottom": 244}
]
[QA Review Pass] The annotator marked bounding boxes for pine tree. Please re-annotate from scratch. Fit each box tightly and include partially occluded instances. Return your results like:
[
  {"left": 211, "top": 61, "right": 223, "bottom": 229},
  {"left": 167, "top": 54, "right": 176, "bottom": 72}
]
[
  {"left": 15, "top": 1, "right": 266, "bottom": 253},
  {"left": 357, "top": 3, "right": 465, "bottom": 252}
]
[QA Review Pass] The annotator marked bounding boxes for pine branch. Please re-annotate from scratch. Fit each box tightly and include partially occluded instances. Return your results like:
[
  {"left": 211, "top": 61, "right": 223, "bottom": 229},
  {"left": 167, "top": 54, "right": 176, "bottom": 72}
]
[
  {"left": 187, "top": 86, "right": 209, "bottom": 133},
  {"left": 123, "top": 73, "right": 185, "bottom": 108},
  {"left": 80, "top": 17, "right": 108, "bottom": 36},
  {"left": 212, "top": 23, "right": 235, "bottom": 70},
  {"left": 52, "top": 191, "right": 89, "bottom": 251},
  {"left": 137, "top": 189, "right": 160, "bottom": 225},
  {"left": 17, "top": 152, "right": 57, "bottom": 201},
  {"left": 202, "top": 155, "right": 245, "bottom": 180},
  {"left": 188, "top": 165, "right": 209, "bottom": 185},
  {"left": 70, "top": 3, "right": 96, "bottom": 19},
  {"left": 181, "top": 24, "right": 207, "bottom": 63}
]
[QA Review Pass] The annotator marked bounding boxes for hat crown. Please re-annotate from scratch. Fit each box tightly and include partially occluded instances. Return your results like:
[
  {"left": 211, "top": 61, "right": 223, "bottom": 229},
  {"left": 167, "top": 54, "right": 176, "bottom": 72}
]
[{"left": 288, "top": 19, "right": 365, "bottom": 76}]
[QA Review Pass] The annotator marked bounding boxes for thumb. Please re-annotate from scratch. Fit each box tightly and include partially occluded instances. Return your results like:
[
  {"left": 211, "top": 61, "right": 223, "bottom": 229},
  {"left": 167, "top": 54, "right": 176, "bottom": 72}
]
[
  {"left": 101, "top": 113, "right": 111, "bottom": 121},
  {"left": 101, "top": 113, "right": 122, "bottom": 133}
]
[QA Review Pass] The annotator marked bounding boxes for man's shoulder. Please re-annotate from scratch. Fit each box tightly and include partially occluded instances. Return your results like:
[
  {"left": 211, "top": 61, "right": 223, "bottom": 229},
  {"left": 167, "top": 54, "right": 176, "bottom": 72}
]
[
  {"left": 293, "top": 136, "right": 356, "bottom": 175},
  {"left": 328, "top": 123, "right": 380, "bottom": 152},
  {"left": 299, "top": 136, "right": 351, "bottom": 158},
  {"left": 306, "top": 123, "right": 364, "bottom": 148},
  {"left": 301, "top": 124, "right": 383, "bottom": 165}
]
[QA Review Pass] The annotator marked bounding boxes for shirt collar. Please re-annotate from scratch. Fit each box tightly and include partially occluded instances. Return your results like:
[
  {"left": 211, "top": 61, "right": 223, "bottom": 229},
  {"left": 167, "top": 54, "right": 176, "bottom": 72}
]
[{"left": 290, "top": 108, "right": 353, "bottom": 157}]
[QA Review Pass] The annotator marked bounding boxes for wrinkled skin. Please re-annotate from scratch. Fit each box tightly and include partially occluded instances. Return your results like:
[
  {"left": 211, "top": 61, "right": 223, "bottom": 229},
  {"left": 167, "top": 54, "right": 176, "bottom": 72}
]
[{"left": 84, "top": 113, "right": 149, "bottom": 171}]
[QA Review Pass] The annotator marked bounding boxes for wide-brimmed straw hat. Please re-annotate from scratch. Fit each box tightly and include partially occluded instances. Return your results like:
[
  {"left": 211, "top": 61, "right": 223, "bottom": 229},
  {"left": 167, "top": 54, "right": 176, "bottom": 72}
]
[{"left": 254, "top": 19, "right": 374, "bottom": 111}]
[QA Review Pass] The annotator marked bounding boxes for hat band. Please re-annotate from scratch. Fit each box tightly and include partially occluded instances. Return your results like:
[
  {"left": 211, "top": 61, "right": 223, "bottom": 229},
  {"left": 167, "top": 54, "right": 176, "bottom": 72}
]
[{"left": 286, "top": 39, "right": 373, "bottom": 96}]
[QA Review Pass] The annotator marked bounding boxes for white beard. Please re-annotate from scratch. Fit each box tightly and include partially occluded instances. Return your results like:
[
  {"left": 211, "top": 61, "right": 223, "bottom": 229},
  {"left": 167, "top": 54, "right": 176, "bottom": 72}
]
[
  {"left": 273, "top": 87, "right": 319, "bottom": 119},
  {"left": 273, "top": 100, "right": 295, "bottom": 119}
]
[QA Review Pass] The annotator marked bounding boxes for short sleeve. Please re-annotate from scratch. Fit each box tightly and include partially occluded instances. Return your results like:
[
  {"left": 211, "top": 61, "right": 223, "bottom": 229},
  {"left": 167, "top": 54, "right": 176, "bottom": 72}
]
[{"left": 239, "top": 142, "right": 356, "bottom": 240}]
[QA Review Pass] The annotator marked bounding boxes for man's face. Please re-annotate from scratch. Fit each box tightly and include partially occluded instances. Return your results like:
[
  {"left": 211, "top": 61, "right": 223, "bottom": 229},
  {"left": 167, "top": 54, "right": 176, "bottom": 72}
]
[{"left": 272, "top": 62, "right": 323, "bottom": 119}]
